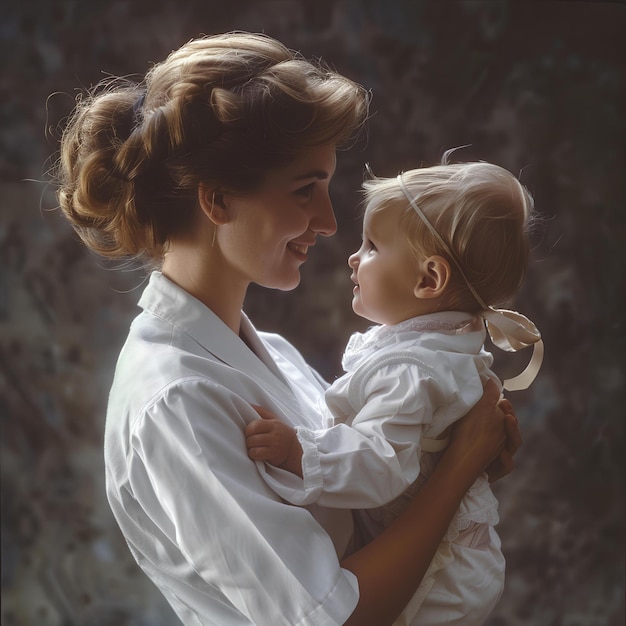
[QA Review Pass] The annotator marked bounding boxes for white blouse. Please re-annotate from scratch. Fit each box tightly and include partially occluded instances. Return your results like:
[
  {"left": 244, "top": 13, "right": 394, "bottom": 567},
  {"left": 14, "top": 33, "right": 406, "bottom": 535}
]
[
  {"left": 269, "top": 312, "right": 501, "bottom": 542},
  {"left": 104, "top": 272, "right": 359, "bottom": 626}
]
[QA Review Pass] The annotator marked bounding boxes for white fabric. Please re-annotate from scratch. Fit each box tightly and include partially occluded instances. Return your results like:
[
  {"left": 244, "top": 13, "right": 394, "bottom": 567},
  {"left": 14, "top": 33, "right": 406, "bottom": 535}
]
[
  {"left": 416, "top": 527, "right": 505, "bottom": 626},
  {"left": 104, "top": 272, "right": 359, "bottom": 626},
  {"left": 269, "top": 312, "right": 500, "bottom": 528},
  {"left": 265, "top": 311, "right": 505, "bottom": 624}
]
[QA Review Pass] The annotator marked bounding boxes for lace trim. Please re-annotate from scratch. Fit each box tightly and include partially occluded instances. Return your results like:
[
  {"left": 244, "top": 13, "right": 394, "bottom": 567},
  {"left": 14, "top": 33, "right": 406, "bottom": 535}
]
[
  {"left": 443, "top": 507, "right": 500, "bottom": 543},
  {"left": 344, "top": 314, "right": 481, "bottom": 363}
]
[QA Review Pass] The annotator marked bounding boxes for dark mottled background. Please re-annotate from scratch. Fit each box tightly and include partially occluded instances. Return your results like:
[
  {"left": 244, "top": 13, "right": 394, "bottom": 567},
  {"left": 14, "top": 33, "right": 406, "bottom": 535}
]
[{"left": 1, "top": 1, "right": 624, "bottom": 624}]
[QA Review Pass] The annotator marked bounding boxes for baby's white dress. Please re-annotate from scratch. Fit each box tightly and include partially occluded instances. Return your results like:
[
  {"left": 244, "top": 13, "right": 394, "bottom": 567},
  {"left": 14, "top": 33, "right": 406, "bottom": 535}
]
[{"left": 265, "top": 311, "right": 506, "bottom": 625}]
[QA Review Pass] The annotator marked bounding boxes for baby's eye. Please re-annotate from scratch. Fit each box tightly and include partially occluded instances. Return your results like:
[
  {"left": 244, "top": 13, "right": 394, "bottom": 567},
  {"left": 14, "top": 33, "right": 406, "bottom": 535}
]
[
  {"left": 294, "top": 183, "right": 315, "bottom": 200},
  {"left": 366, "top": 238, "right": 377, "bottom": 252}
]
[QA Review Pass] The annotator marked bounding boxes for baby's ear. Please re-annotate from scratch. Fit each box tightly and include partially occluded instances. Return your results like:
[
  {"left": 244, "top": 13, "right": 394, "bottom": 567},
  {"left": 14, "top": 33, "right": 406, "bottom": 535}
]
[{"left": 414, "top": 255, "right": 451, "bottom": 299}]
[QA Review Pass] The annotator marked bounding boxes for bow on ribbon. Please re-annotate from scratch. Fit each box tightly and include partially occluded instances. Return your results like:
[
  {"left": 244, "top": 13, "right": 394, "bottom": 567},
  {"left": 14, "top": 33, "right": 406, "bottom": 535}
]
[
  {"left": 421, "top": 309, "right": 542, "bottom": 453},
  {"left": 482, "top": 307, "right": 544, "bottom": 391}
]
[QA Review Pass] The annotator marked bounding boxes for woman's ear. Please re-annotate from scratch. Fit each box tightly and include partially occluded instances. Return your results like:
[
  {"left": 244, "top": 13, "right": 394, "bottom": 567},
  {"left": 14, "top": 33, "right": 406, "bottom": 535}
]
[
  {"left": 414, "top": 255, "right": 451, "bottom": 299},
  {"left": 198, "top": 182, "right": 229, "bottom": 225}
]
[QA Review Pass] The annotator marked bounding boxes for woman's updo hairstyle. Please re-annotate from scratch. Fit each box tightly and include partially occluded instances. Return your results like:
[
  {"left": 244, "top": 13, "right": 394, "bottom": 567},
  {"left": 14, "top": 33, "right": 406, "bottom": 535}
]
[{"left": 56, "top": 32, "right": 369, "bottom": 262}]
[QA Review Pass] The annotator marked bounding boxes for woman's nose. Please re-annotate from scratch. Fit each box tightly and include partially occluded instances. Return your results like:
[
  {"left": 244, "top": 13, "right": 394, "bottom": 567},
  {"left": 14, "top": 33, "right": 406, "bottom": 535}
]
[{"left": 310, "top": 192, "right": 337, "bottom": 237}]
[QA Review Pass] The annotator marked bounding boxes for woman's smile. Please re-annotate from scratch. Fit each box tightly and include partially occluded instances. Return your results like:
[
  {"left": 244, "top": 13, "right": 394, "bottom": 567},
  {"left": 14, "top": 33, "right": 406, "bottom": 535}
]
[{"left": 287, "top": 241, "right": 311, "bottom": 260}]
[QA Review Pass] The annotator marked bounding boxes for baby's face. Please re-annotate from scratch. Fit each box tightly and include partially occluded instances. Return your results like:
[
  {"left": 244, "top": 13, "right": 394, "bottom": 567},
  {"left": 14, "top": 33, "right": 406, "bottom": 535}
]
[{"left": 347, "top": 204, "right": 424, "bottom": 326}]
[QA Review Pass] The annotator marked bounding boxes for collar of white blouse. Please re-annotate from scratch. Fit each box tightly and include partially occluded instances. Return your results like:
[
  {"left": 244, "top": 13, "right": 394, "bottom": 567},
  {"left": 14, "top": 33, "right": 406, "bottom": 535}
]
[{"left": 140, "top": 272, "right": 293, "bottom": 400}]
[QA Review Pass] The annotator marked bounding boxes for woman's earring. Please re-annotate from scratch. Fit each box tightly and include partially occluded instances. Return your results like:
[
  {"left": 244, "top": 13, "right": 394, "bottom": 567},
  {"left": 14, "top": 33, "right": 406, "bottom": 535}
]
[{"left": 210, "top": 192, "right": 217, "bottom": 247}]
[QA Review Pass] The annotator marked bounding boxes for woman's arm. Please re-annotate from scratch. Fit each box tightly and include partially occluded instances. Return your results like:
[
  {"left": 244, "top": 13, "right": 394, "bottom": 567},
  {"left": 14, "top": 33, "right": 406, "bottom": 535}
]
[
  {"left": 127, "top": 380, "right": 362, "bottom": 625},
  {"left": 341, "top": 379, "right": 509, "bottom": 626}
]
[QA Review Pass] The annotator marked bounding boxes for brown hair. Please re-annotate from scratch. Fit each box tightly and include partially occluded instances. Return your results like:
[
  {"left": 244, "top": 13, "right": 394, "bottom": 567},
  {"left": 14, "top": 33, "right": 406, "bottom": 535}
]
[
  {"left": 363, "top": 160, "right": 534, "bottom": 312},
  {"left": 55, "top": 32, "right": 369, "bottom": 262}
]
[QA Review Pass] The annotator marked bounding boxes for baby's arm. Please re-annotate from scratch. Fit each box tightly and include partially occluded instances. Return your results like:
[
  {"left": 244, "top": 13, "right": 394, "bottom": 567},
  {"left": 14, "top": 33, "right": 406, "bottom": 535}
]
[
  {"left": 246, "top": 368, "right": 432, "bottom": 510},
  {"left": 245, "top": 406, "right": 304, "bottom": 477}
]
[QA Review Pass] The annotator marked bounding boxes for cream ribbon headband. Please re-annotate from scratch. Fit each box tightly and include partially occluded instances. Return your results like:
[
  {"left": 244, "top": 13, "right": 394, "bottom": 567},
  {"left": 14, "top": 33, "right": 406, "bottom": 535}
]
[{"left": 397, "top": 173, "right": 544, "bottom": 392}]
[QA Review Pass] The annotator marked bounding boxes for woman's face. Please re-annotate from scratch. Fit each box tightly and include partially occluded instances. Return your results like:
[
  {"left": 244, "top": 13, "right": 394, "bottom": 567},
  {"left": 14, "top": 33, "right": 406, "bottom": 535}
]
[{"left": 218, "top": 143, "right": 338, "bottom": 291}]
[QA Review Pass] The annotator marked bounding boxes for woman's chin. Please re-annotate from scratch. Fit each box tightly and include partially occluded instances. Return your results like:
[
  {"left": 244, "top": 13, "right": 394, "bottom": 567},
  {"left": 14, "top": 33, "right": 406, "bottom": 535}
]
[{"left": 259, "top": 271, "right": 302, "bottom": 292}]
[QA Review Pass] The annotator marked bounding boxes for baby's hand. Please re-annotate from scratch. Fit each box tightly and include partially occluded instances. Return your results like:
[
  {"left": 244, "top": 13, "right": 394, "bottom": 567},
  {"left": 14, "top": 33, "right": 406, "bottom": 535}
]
[{"left": 245, "top": 406, "right": 303, "bottom": 477}]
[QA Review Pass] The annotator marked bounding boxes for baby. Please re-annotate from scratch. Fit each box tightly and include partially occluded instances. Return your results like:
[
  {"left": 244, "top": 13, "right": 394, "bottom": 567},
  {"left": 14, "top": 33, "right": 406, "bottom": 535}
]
[{"left": 246, "top": 155, "right": 543, "bottom": 625}]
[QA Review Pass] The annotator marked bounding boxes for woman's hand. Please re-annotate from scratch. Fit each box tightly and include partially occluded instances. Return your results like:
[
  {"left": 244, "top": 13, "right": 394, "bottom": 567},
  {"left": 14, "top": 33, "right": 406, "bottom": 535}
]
[
  {"left": 447, "top": 379, "right": 508, "bottom": 478},
  {"left": 485, "top": 398, "right": 522, "bottom": 483}
]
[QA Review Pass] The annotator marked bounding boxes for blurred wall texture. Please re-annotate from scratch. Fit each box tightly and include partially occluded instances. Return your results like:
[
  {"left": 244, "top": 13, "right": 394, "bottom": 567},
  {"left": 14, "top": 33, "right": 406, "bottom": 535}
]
[{"left": 1, "top": 1, "right": 624, "bottom": 625}]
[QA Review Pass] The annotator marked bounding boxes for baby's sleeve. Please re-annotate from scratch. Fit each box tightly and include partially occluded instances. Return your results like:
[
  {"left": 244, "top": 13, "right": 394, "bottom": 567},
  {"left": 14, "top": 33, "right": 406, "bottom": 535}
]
[{"left": 293, "top": 355, "right": 441, "bottom": 509}]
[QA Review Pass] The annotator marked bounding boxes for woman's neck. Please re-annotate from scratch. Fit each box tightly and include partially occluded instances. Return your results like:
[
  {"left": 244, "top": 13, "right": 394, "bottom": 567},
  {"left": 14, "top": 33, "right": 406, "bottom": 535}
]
[{"left": 161, "top": 244, "right": 248, "bottom": 335}]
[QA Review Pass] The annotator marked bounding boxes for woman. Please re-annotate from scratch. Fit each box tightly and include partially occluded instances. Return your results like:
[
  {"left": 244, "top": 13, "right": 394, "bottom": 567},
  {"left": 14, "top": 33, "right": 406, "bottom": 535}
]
[{"left": 55, "top": 32, "right": 520, "bottom": 625}]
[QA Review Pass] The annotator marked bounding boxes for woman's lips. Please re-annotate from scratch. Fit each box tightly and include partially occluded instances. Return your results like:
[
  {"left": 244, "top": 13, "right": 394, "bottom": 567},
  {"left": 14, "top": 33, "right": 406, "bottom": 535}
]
[
  {"left": 287, "top": 241, "right": 311, "bottom": 260},
  {"left": 288, "top": 243, "right": 308, "bottom": 255}
]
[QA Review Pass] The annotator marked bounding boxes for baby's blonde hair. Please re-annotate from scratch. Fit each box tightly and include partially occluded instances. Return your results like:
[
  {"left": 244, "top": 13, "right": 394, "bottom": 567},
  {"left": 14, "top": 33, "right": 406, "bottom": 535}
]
[{"left": 363, "top": 158, "right": 534, "bottom": 312}]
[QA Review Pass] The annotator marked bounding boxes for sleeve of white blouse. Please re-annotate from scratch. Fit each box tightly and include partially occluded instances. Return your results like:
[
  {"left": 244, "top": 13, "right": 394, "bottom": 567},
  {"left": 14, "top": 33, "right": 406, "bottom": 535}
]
[{"left": 126, "top": 379, "right": 359, "bottom": 626}]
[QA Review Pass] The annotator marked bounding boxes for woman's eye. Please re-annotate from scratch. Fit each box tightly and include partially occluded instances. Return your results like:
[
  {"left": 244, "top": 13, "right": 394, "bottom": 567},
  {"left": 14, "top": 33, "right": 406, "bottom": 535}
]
[{"left": 295, "top": 183, "right": 315, "bottom": 200}]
